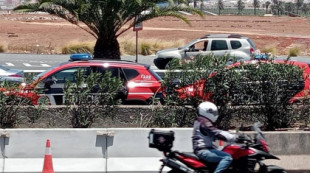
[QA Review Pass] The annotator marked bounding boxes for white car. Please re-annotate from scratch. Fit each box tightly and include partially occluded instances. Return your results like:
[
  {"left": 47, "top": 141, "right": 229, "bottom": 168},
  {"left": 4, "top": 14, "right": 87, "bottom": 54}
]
[
  {"left": 153, "top": 34, "right": 258, "bottom": 69},
  {"left": 0, "top": 65, "right": 24, "bottom": 83}
]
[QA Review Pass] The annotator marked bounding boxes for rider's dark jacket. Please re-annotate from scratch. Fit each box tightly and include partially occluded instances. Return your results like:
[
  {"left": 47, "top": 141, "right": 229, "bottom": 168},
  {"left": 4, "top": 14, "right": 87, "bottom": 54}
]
[{"left": 192, "top": 116, "right": 238, "bottom": 154}]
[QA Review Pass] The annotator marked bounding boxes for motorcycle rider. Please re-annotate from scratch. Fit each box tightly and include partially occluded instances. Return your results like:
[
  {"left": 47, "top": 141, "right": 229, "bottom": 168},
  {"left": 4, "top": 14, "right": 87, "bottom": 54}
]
[{"left": 192, "top": 101, "right": 238, "bottom": 173}]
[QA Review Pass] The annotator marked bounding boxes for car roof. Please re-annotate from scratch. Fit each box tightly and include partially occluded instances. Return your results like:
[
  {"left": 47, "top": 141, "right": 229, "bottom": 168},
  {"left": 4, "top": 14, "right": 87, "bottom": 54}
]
[
  {"left": 66, "top": 59, "right": 149, "bottom": 68},
  {"left": 201, "top": 34, "right": 248, "bottom": 39},
  {"left": 32, "top": 59, "right": 150, "bottom": 81}
]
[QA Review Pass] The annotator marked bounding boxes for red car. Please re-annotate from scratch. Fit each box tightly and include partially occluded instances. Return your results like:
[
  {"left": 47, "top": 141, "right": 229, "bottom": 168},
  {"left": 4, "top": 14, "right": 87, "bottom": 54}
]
[
  {"left": 175, "top": 60, "right": 310, "bottom": 104},
  {"left": 3, "top": 54, "right": 163, "bottom": 105}
]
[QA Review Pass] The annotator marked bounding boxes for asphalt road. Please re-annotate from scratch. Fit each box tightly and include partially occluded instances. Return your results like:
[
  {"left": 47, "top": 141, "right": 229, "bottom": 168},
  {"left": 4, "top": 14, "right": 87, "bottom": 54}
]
[
  {"left": 0, "top": 53, "right": 157, "bottom": 71},
  {"left": 0, "top": 53, "right": 310, "bottom": 72}
]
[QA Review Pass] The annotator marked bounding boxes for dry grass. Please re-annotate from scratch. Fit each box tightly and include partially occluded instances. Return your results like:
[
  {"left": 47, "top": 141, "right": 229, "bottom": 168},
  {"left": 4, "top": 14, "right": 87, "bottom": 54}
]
[
  {"left": 6, "top": 43, "right": 56, "bottom": 54},
  {"left": 0, "top": 44, "right": 5, "bottom": 53},
  {"left": 261, "top": 46, "right": 277, "bottom": 56},
  {"left": 119, "top": 37, "right": 185, "bottom": 55},
  {"left": 61, "top": 41, "right": 94, "bottom": 54},
  {"left": 58, "top": 38, "right": 185, "bottom": 56},
  {"left": 288, "top": 46, "right": 301, "bottom": 57}
]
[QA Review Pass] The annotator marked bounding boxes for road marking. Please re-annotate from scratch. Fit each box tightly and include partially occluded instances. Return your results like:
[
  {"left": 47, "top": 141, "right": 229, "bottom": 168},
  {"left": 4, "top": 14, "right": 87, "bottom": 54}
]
[
  {"left": 5, "top": 63, "right": 14, "bottom": 66},
  {"left": 23, "top": 63, "right": 32, "bottom": 67},
  {"left": 178, "top": 11, "right": 192, "bottom": 15},
  {"left": 41, "top": 64, "right": 51, "bottom": 67}
]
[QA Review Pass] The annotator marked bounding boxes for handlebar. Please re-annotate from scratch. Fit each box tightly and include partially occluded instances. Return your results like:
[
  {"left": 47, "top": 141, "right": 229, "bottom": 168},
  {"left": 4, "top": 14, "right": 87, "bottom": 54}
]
[{"left": 236, "top": 133, "right": 252, "bottom": 144}]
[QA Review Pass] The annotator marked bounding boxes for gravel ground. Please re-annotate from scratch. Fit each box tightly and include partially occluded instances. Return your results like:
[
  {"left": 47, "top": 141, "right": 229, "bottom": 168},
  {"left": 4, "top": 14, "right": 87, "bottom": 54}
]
[{"left": 1, "top": 13, "right": 310, "bottom": 56}]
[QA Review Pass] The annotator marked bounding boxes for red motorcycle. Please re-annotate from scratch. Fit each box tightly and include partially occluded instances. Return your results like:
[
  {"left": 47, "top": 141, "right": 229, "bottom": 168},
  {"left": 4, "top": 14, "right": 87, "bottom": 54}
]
[{"left": 148, "top": 122, "right": 286, "bottom": 173}]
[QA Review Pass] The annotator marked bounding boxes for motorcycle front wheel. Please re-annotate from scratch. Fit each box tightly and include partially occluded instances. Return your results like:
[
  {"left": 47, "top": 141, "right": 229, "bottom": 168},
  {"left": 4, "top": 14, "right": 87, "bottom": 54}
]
[{"left": 167, "top": 170, "right": 186, "bottom": 173}]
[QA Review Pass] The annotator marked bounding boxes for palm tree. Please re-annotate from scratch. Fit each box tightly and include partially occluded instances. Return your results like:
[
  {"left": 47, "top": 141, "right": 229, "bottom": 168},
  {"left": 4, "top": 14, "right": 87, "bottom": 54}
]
[
  {"left": 14, "top": 0, "right": 203, "bottom": 59},
  {"left": 253, "top": 0, "right": 260, "bottom": 15},
  {"left": 278, "top": 1, "right": 285, "bottom": 15},
  {"left": 237, "top": 0, "right": 245, "bottom": 15},
  {"left": 265, "top": 1, "right": 271, "bottom": 14},
  {"left": 194, "top": 0, "right": 198, "bottom": 8},
  {"left": 271, "top": 0, "right": 284, "bottom": 15},
  {"left": 218, "top": 0, "right": 224, "bottom": 15},
  {"left": 301, "top": 3, "right": 309, "bottom": 15},
  {"left": 285, "top": 2, "right": 295, "bottom": 14},
  {"left": 296, "top": 0, "right": 304, "bottom": 14}
]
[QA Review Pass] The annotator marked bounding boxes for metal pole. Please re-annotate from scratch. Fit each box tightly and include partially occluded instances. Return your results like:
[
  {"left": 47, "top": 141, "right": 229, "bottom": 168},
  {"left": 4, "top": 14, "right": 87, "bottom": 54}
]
[{"left": 136, "top": 31, "right": 138, "bottom": 63}]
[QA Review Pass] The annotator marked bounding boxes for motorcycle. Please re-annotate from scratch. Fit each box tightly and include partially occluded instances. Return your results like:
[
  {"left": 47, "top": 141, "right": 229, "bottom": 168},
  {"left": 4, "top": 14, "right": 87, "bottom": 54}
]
[{"left": 148, "top": 122, "right": 286, "bottom": 173}]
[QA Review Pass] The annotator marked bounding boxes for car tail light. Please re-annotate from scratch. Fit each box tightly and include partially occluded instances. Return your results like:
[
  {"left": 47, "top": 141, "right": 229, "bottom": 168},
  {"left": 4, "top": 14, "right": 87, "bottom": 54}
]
[
  {"left": 250, "top": 47, "right": 254, "bottom": 54},
  {"left": 9, "top": 74, "right": 22, "bottom": 77}
]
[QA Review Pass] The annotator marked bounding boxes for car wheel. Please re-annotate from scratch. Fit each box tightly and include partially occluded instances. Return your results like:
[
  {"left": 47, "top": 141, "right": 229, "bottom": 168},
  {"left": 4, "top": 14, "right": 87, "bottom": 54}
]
[
  {"left": 164, "top": 58, "right": 173, "bottom": 69},
  {"left": 165, "top": 62, "right": 171, "bottom": 69}
]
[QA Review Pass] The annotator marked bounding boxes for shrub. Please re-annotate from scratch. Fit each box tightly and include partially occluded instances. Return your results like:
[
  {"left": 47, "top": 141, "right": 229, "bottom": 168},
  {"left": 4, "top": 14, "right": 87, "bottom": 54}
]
[
  {"left": 62, "top": 42, "right": 94, "bottom": 54},
  {"left": 64, "top": 70, "right": 123, "bottom": 128},
  {"left": 140, "top": 42, "right": 152, "bottom": 55},
  {"left": 151, "top": 105, "right": 196, "bottom": 127},
  {"left": 261, "top": 46, "right": 276, "bottom": 56},
  {"left": 0, "top": 81, "right": 35, "bottom": 128},
  {"left": 288, "top": 46, "right": 300, "bottom": 57},
  {"left": 160, "top": 55, "right": 305, "bottom": 130},
  {"left": 208, "top": 61, "right": 303, "bottom": 130},
  {"left": 294, "top": 92, "right": 310, "bottom": 128},
  {"left": 0, "top": 44, "right": 5, "bottom": 53}
]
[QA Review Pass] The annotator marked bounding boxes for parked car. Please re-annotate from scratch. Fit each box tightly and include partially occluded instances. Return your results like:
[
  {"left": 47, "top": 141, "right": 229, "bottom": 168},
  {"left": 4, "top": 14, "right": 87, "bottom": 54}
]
[
  {"left": 153, "top": 34, "right": 258, "bottom": 69},
  {"left": 174, "top": 60, "right": 310, "bottom": 104},
  {"left": 2, "top": 54, "right": 163, "bottom": 105},
  {"left": 0, "top": 65, "right": 24, "bottom": 83}
]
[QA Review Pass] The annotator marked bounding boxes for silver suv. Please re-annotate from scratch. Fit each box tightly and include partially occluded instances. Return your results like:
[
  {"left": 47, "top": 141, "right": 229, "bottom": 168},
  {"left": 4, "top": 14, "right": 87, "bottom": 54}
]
[{"left": 153, "top": 34, "right": 258, "bottom": 69}]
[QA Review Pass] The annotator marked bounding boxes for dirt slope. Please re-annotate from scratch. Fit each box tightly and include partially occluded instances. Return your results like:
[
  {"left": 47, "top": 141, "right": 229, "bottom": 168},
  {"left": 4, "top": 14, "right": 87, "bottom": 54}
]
[{"left": 1, "top": 13, "right": 310, "bottom": 56}]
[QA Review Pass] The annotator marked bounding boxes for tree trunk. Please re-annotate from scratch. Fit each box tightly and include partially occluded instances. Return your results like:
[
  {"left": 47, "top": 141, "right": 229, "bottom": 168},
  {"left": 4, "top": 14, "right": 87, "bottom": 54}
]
[{"left": 93, "top": 37, "right": 121, "bottom": 59}]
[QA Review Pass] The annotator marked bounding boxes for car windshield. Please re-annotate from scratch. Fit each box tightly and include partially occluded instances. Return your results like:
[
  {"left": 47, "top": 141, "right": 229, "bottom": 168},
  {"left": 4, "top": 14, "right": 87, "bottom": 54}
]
[
  {"left": 182, "top": 39, "right": 201, "bottom": 49},
  {"left": 33, "top": 62, "right": 69, "bottom": 81}
]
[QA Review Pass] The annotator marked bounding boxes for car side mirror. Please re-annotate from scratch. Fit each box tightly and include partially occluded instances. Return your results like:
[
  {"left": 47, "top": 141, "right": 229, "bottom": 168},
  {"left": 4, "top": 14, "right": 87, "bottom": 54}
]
[{"left": 184, "top": 47, "right": 190, "bottom": 52}]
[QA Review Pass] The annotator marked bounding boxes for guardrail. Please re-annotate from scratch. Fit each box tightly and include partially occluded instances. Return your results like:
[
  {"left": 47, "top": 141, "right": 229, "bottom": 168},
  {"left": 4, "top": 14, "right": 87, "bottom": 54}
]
[{"left": 0, "top": 128, "right": 309, "bottom": 172}]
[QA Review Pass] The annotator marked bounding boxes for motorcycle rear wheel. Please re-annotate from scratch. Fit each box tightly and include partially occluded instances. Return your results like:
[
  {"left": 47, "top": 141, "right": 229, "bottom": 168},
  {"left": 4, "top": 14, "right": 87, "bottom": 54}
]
[{"left": 167, "top": 170, "right": 183, "bottom": 173}]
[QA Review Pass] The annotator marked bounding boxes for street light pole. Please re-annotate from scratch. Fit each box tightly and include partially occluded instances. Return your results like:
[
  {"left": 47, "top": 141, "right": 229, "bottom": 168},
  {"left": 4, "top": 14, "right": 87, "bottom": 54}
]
[{"left": 136, "top": 30, "right": 138, "bottom": 63}]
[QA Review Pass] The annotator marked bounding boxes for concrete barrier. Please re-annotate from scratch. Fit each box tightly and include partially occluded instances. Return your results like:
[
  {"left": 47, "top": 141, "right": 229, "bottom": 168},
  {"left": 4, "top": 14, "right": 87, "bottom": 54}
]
[{"left": 0, "top": 128, "right": 309, "bottom": 172}]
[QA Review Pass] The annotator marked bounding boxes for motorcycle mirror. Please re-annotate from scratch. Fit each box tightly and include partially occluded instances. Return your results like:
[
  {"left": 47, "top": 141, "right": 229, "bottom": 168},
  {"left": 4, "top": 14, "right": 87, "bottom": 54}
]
[{"left": 252, "top": 121, "right": 262, "bottom": 132}]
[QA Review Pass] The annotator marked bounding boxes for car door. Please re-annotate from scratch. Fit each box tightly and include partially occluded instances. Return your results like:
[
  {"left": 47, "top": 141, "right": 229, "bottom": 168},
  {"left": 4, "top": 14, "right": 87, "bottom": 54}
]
[
  {"left": 210, "top": 39, "right": 230, "bottom": 57},
  {"left": 39, "top": 67, "right": 89, "bottom": 105},
  {"left": 93, "top": 66, "right": 128, "bottom": 101},
  {"left": 184, "top": 40, "right": 210, "bottom": 60},
  {"left": 123, "top": 67, "right": 164, "bottom": 103}
]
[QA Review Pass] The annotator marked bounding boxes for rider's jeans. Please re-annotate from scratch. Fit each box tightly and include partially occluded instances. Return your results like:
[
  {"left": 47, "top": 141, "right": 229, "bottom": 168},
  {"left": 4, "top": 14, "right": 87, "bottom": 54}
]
[{"left": 197, "top": 149, "right": 233, "bottom": 173}]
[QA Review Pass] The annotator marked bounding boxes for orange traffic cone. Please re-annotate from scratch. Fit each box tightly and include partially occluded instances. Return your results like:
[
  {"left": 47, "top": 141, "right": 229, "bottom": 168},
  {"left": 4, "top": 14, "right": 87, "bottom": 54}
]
[
  {"left": 219, "top": 140, "right": 224, "bottom": 146},
  {"left": 42, "top": 139, "right": 54, "bottom": 173}
]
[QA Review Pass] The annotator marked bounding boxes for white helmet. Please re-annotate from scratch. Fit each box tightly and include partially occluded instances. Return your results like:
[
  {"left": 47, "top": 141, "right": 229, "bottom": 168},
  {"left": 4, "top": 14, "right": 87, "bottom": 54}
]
[{"left": 198, "top": 101, "right": 219, "bottom": 122}]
